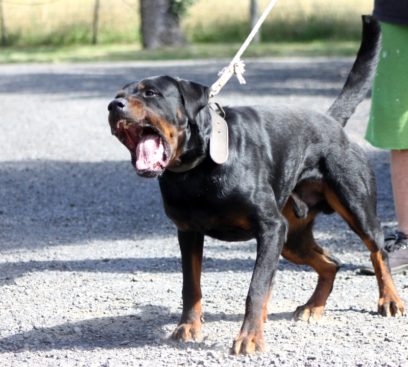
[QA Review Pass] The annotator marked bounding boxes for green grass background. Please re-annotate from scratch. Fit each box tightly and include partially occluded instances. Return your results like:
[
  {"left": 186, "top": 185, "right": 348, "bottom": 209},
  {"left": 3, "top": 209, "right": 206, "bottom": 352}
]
[{"left": 0, "top": 0, "right": 373, "bottom": 62}]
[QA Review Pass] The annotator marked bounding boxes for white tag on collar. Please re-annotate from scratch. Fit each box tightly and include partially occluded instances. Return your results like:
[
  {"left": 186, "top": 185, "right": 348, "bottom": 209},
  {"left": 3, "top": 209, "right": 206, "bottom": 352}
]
[{"left": 209, "top": 109, "right": 229, "bottom": 164}]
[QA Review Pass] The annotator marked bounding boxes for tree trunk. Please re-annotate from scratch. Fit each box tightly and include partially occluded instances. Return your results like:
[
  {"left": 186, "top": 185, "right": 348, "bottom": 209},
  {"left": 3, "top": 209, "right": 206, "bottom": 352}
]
[
  {"left": 92, "top": 0, "right": 100, "bottom": 45},
  {"left": 0, "top": 0, "right": 7, "bottom": 46},
  {"left": 250, "top": 0, "right": 260, "bottom": 43},
  {"left": 140, "top": 0, "right": 186, "bottom": 49}
]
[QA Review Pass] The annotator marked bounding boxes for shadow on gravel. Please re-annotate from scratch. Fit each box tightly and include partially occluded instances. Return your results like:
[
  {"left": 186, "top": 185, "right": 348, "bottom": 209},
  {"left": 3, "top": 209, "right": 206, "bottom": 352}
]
[
  {"left": 0, "top": 302, "right": 301, "bottom": 353},
  {"left": 0, "top": 302, "right": 376, "bottom": 353},
  {"left": 0, "top": 150, "right": 392, "bottom": 251},
  {"left": 0, "top": 304, "right": 248, "bottom": 352},
  {"left": 0, "top": 160, "right": 173, "bottom": 250},
  {"left": 0, "top": 305, "right": 177, "bottom": 352},
  {"left": 0, "top": 256, "right": 316, "bottom": 285},
  {"left": 0, "top": 59, "right": 353, "bottom": 98}
]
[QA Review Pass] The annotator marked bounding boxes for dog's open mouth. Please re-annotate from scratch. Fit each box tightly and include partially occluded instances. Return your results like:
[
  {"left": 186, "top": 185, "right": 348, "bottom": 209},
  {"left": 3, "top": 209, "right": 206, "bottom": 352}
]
[{"left": 115, "top": 120, "right": 171, "bottom": 177}]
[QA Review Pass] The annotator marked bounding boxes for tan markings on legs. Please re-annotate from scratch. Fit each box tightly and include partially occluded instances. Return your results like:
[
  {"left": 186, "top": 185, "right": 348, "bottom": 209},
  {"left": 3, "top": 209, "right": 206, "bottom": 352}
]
[
  {"left": 262, "top": 288, "right": 272, "bottom": 323},
  {"left": 172, "top": 235, "right": 204, "bottom": 341},
  {"left": 172, "top": 300, "right": 203, "bottom": 341},
  {"left": 283, "top": 197, "right": 338, "bottom": 321},
  {"left": 231, "top": 296, "right": 268, "bottom": 355},
  {"left": 324, "top": 185, "right": 404, "bottom": 317},
  {"left": 370, "top": 250, "right": 404, "bottom": 316},
  {"left": 282, "top": 244, "right": 339, "bottom": 322}
]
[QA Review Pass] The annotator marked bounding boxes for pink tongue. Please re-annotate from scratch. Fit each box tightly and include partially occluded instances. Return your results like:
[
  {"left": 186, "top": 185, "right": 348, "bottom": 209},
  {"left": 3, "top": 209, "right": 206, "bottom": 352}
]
[{"left": 135, "top": 134, "right": 165, "bottom": 171}]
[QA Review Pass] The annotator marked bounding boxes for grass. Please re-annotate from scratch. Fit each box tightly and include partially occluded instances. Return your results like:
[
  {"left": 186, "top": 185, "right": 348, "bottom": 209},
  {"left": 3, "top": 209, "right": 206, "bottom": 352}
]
[
  {"left": 3, "top": 0, "right": 139, "bottom": 46},
  {"left": 0, "top": 41, "right": 361, "bottom": 64},
  {"left": 184, "top": 0, "right": 373, "bottom": 43},
  {"left": 0, "top": 0, "right": 371, "bottom": 63},
  {"left": 1, "top": 0, "right": 140, "bottom": 46},
  {"left": 1, "top": 0, "right": 372, "bottom": 47}
]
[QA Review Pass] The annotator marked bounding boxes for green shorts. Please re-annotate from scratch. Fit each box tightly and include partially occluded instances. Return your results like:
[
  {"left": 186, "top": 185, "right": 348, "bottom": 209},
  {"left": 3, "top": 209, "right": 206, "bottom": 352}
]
[{"left": 365, "top": 22, "right": 408, "bottom": 150}]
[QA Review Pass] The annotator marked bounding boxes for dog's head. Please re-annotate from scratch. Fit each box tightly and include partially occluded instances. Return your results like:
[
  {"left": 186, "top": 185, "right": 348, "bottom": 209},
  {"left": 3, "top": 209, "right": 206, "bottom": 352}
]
[{"left": 108, "top": 76, "right": 210, "bottom": 178}]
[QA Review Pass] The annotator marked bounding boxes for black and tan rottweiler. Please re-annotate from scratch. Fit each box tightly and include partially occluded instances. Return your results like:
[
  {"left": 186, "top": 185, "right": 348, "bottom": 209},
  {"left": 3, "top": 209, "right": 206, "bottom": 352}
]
[{"left": 108, "top": 16, "right": 404, "bottom": 354}]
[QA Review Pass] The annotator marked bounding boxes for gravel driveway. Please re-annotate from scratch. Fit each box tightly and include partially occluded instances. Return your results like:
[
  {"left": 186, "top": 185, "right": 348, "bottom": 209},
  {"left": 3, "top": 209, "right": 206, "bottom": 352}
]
[{"left": 0, "top": 59, "right": 407, "bottom": 367}]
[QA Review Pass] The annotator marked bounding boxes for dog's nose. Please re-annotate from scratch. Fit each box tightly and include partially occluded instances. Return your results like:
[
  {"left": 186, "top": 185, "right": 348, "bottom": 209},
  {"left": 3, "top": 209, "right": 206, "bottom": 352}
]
[{"left": 108, "top": 98, "right": 127, "bottom": 112}]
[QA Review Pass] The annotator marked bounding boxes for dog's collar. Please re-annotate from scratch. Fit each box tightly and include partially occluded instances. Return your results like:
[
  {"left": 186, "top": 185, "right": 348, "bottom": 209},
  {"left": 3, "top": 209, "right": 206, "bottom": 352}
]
[
  {"left": 167, "top": 155, "right": 206, "bottom": 173},
  {"left": 167, "top": 104, "right": 229, "bottom": 173}
]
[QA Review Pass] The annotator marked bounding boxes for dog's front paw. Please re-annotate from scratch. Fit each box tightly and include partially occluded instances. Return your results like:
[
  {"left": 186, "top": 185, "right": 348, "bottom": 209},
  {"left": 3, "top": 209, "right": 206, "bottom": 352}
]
[
  {"left": 231, "top": 331, "right": 265, "bottom": 355},
  {"left": 293, "top": 304, "right": 324, "bottom": 322},
  {"left": 378, "top": 296, "right": 405, "bottom": 317},
  {"left": 171, "top": 321, "right": 202, "bottom": 342}
]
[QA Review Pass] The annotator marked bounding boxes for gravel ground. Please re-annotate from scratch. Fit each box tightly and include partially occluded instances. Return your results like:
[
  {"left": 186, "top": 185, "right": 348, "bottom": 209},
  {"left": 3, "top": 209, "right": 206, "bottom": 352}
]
[{"left": 0, "top": 58, "right": 407, "bottom": 367}]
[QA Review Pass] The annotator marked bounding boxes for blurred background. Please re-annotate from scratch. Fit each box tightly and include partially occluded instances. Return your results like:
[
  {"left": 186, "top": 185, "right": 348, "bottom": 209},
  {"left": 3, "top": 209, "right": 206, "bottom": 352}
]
[{"left": 0, "top": 0, "right": 373, "bottom": 62}]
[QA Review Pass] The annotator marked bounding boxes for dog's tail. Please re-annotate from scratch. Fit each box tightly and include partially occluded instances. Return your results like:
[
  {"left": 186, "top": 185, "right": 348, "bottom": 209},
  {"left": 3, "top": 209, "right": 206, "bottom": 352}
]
[{"left": 327, "top": 15, "right": 381, "bottom": 127}]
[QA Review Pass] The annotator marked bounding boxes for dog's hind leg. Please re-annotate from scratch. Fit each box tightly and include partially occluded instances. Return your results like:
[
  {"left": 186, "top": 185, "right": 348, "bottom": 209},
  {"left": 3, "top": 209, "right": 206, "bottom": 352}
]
[
  {"left": 323, "top": 149, "right": 404, "bottom": 316},
  {"left": 282, "top": 201, "right": 341, "bottom": 322},
  {"left": 283, "top": 243, "right": 341, "bottom": 322}
]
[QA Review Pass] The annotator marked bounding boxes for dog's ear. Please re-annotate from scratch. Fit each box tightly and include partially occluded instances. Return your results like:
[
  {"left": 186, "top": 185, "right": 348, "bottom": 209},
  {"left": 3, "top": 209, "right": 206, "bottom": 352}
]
[{"left": 177, "top": 79, "right": 209, "bottom": 122}]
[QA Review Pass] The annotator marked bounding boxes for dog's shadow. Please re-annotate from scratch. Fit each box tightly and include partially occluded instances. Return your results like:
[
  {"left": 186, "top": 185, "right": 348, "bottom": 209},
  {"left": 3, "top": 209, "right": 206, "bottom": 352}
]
[
  {"left": 0, "top": 304, "right": 175, "bottom": 352},
  {"left": 0, "top": 160, "right": 174, "bottom": 251},
  {"left": 0, "top": 306, "right": 300, "bottom": 353},
  {"left": 0, "top": 304, "right": 375, "bottom": 353},
  {"left": 0, "top": 305, "right": 246, "bottom": 352}
]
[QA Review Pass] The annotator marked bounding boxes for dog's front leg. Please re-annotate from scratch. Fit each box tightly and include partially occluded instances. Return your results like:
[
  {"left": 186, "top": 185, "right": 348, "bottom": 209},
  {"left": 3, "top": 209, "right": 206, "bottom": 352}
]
[
  {"left": 171, "top": 230, "right": 204, "bottom": 342},
  {"left": 231, "top": 216, "right": 287, "bottom": 355}
]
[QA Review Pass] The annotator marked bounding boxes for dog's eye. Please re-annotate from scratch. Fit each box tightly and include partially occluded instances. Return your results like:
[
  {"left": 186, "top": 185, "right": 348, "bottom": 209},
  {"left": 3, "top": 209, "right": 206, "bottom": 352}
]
[{"left": 144, "top": 89, "right": 159, "bottom": 97}]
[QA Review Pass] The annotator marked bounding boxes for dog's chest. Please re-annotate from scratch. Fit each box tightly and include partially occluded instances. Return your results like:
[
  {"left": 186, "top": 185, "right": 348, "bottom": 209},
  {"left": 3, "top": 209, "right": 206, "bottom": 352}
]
[{"left": 159, "top": 174, "right": 255, "bottom": 241}]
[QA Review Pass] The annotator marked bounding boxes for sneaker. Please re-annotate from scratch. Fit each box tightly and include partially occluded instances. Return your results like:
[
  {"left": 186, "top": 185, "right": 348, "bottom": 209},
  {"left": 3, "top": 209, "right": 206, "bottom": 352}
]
[{"left": 358, "top": 231, "right": 408, "bottom": 275}]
